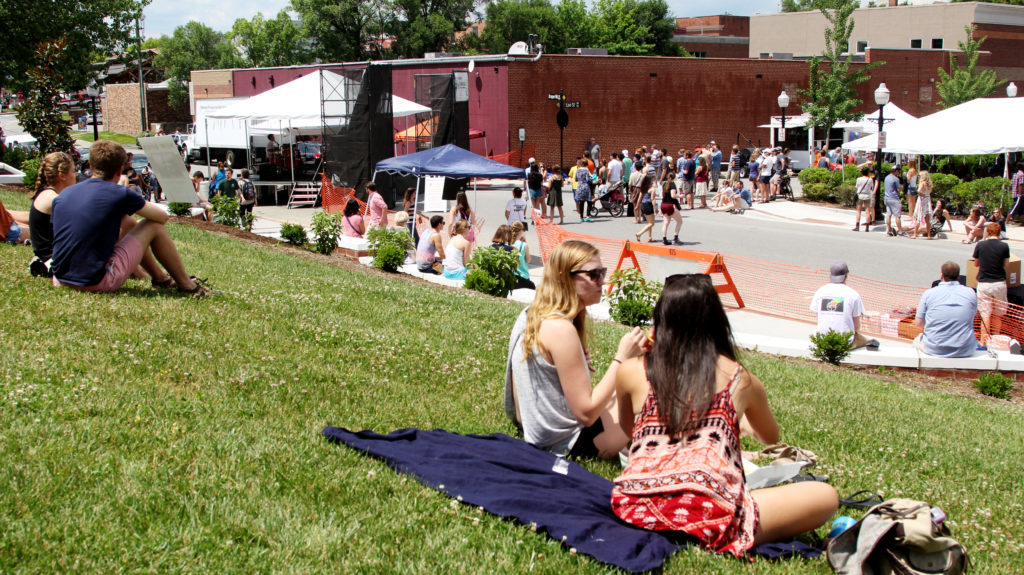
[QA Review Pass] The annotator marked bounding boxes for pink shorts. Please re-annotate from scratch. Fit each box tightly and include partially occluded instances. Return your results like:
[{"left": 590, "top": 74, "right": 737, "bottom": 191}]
[{"left": 53, "top": 235, "right": 145, "bottom": 293}]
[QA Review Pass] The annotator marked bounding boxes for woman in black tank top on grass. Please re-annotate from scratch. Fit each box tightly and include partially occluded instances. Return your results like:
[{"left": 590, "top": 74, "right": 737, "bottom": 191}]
[{"left": 29, "top": 151, "right": 76, "bottom": 276}]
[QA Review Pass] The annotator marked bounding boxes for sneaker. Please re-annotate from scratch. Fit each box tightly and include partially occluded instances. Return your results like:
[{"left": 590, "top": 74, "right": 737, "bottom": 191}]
[
  {"left": 28, "top": 257, "right": 51, "bottom": 278},
  {"left": 662, "top": 238, "right": 671, "bottom": 245},
  {"left": 673, "top": 238, "right": 684, "bottom": 246}
]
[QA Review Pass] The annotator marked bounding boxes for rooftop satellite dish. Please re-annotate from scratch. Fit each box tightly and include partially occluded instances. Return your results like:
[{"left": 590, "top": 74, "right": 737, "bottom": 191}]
[
  {"left": 507, "top": 41, "right": 529, "bottom": 56},
  {"left": 468, "top": 60, "right": 475, "bottom": 73}
]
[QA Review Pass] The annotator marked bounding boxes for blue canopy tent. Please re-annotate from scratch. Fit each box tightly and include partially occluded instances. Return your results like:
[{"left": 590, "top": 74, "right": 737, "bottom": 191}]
[
  {"left": 373, "top": 143, "right": 524, "bottom": 223},
  {"left": 374, "top": 144, "right": 523, "bottom": 178}
]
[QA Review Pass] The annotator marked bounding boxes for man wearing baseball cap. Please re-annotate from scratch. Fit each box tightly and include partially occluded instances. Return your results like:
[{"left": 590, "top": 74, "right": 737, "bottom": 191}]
[{"left": 809, "top": 261, "right": 877, "bottom": 350}]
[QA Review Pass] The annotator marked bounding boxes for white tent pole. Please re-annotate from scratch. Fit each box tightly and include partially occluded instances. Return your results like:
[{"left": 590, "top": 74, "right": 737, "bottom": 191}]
[
  {"left": 204, "top": 117, "right": 210, "bottom": 178},
  {"left": 289, "top": 119, "right": 295, "bottom": 187},
  {"left": 244, "top": 121, "right": 251, "bottom": 173}
]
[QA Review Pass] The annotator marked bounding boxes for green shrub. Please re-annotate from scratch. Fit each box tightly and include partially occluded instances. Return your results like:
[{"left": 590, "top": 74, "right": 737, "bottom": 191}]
[
  {"left": 971, "top": 177, "right": 1011, "bottom": 210},
  {"left": 2, "top": 146, "right": 30, "bottom": 170},
  {"left": 20, "top": 157, "right": 39, "bottom": 188},
  {"left": 803, "top": 182, "right": 833, "bottom": 202},
  {"left": 834, "top": 184, "right": 857, "bottom": 207},
  {"left": 608, "top": 268, "right": 662, "bottom": 327},
  {"left": 209, "top": 194, "right": 241, "bottom": 228},
  {"left": 974, "top": 372, "right": 1014, "bottom": 400},
  {"left": 168, "top": 202, "right": 193, "bottom": 216},
  {"left": 929, "top": 173, "right": 961, "bottom": 206},
  {"left": 310, "top": 210, "right": 343, "bottom": 255},
  {"left": 367, "top": 227, "right": 413, "bottom": 273},
  {"left": 809, "top": 330, "right": 853, "bottom": 366},
  {"left": 798, "top": 167, "right": 832, "bottom": 186},
  {"left": 279, "top": 222, "right": 307, "bottom": 246},
  {"left": 949, "top": 182, "right": 975, "bottom": 215},
  {"left": 464, "top": 246, "right": 518, "bottom": 298},
  {"left": 827, "top": 164, "right": 861, "bottom": 189}
]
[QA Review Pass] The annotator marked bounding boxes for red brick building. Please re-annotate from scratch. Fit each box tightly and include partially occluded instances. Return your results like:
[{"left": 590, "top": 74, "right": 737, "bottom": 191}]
[{"left": 673, "top": 16, "right": 750, "bottom": 59}]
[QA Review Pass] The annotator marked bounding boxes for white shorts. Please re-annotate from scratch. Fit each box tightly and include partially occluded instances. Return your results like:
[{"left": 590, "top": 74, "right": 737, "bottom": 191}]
[{"left": 695, "top": 182, "right": 709, "bottom": 197}]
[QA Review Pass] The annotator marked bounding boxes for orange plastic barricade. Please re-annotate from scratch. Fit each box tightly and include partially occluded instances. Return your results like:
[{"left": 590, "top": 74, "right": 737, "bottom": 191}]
[{"left": 611, "top": 241, "right": 744, "bottom": 309}]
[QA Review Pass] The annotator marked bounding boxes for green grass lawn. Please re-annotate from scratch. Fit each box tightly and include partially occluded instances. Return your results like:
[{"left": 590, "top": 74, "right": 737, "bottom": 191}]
[
  {"left": 1, "top": 187, "right": 1022, "bottom": 573},
  {"left": 70, "top": 130, "right": 137, "bottom": 145}
]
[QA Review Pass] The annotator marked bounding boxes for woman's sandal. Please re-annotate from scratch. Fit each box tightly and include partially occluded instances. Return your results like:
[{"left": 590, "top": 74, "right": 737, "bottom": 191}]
[
  {"left": 839, "top": 490, "right": 884, "bottom": 509},
  {"left": 177, "top": 283, "right": 214, "bottom": 298}
]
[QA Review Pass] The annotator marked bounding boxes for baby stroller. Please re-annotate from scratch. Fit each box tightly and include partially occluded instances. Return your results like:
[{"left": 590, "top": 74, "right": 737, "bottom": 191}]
[
  {"left": 594, "top": 181, "right": 625, "bottom": 217},
  {"left": 777, "top": 172, "right": 794, "bottom": 200}
]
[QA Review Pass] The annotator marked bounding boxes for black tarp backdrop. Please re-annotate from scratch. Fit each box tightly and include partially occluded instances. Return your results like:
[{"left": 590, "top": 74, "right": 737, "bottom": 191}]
[
  {"left": 323, "top": 64, "right": 403, "bottom": 204},
  {"left": 415, "top": 73, "right": 470, "bottom": 200}
]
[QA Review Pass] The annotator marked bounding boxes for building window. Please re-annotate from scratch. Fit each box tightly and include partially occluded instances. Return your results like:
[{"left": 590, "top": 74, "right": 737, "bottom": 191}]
[
  {"left": 692, "top": 51, "right": 707, "bottom": 58},
  {"left": 856, "top": 40, "right": 868, "bottom": 53},
  {"left": 910, "top": 38, "right": 922, "bottom": 49},
  {"left": 932, "top": 38, "right": 943, "bottom": 49}
]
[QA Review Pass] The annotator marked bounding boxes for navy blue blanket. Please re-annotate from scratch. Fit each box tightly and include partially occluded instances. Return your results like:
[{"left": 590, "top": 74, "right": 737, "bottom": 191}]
[{"left": 322, "top": 427, "right": 820, "bottom": 573}]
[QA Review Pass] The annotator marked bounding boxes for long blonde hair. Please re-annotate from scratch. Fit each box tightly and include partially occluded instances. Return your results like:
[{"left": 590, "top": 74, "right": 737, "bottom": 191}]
[
  {"left": 918, "top": 170, "right": 933, "bottom": 193},
  {"left": 522, "top": 240, "right": 599, "bottom": 360},
  {"left": 35, "top": 151, "right": 74, "bottom": 194}
]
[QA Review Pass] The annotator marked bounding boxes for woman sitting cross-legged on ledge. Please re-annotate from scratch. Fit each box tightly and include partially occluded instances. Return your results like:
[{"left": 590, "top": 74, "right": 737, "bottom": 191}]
[
  {"left": 611, "top": 274, "right": 837, "bottom": 559},
  {"left": 504, "top": 240, "right": 649, "bottom": 460},
  {"left": 442, "top": 219, "right": 471, "bottom": 280}
]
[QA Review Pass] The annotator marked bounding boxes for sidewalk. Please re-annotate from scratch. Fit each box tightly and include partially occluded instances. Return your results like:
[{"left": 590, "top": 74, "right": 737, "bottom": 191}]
[{"left": 242, "top": 190, "right": 1024, "bottom": 374}]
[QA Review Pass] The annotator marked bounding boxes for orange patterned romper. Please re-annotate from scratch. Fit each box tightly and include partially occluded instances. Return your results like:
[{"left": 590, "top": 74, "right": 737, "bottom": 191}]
[{"left": 611, "top": 365, "right": 758, "bottom": 559}]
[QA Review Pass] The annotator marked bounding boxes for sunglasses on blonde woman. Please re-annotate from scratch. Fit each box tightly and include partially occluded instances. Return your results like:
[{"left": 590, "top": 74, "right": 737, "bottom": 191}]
[{"left": 571, "top": 267, "right": 608, "bottom": 282}]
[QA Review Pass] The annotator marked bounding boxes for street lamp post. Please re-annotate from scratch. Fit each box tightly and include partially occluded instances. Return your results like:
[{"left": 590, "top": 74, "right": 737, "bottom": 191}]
[
  {"left": 873, "top": 83, "right": 890, "bottom": 223},
  {"left": 777, "top": 90, "right": 789, "bottom": 150},
  {"left": 85, "top": 83, "right": 100, "bottom": 142}
]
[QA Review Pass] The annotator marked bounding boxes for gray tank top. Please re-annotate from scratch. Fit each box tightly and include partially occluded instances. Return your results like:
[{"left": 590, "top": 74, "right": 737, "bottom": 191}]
[{"left": 504, "top": 308, "right": 583, "bottom": 455}]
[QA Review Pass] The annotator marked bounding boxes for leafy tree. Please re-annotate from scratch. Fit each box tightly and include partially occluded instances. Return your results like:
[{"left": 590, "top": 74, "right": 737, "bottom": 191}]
[
  {"left": 0, "top": 0, "right": 147, "bottom": 91},
  {"left": 935, "top": 25, "right": 1003, "bottom": 109},
  {"left": 291, "top": 0, "right": 383, "bottom": 61},
  {"left": 469, "top": 0, "right": 560, "bottom": 55},
  {"left": 554, "top": 0, "right": 598, "bottom": 52},
  {"left": 387, "top": 0, "right": 476, "bottom": 58},
  {"left": 593, "top": 0, "right": 678, "bottom": 56},
  {"left": 229, "top": 10, "right": 313, "bottom": 68},
  {"left": 154, "top": 22, "right": 241, "bottom": 109},
  {"left": 16, "top": 40, "right": 76, "bottom": 156},
  {"left": 797, "top": 0, "right": 882, "bottom": 150},
  {"left": 782, "top": 0, "right": 856, "bottom": 12}
]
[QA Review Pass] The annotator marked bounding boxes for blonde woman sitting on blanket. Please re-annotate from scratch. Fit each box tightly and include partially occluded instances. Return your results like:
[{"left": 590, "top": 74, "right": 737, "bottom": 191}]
[{"left": 505, "top": 240, "right": 649, "bottom": 459}]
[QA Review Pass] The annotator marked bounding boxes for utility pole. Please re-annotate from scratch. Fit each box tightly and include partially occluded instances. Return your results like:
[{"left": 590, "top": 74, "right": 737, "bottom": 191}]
[{"left": 136, "top": 17, "right": 147, "bottom": 135}]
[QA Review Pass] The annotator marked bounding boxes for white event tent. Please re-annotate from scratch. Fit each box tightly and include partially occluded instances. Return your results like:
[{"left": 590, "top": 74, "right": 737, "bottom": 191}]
[
  {"left": 842, "top": 97, "right": 1024, "bottom": 155},
  {"left": 206, "top": 69, "right": 431, "bottom": 183}
]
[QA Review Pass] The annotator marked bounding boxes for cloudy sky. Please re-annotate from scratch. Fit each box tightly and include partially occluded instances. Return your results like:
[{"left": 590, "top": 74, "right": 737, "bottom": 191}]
[{"left": 143, "top": 0, "right": 784, "bottom": 39}]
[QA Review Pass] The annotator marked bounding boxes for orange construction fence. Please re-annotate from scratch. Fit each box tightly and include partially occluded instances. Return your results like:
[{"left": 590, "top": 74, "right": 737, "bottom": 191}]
[
  {"left": 534, "top": 211, "right": 1024, "bottom": 344},
  {"left": 533, "top": 211, "right": 744, "bottom": 309},
  {"left": 488, "top": 146, "right": 536, "bottom": 169}
]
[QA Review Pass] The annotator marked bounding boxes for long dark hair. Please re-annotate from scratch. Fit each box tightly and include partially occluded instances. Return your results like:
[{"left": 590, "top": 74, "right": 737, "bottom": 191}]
[
  {"left": 646, "top": 274, "right": 737, "bottom": 436},
  {"left": 344, "top": 198, "right": 360, "bottom": 217}
]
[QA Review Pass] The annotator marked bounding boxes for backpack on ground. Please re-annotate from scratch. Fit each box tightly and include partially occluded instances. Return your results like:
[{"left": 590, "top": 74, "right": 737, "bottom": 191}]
[{"left": 827, "top": 498, "right": 968, "bottom": 575}]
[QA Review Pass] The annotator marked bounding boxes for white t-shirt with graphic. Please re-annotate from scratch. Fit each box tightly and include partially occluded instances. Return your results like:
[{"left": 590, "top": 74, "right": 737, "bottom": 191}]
[{"left": 809, "top": 282, "right": 864, "bottom": 343}]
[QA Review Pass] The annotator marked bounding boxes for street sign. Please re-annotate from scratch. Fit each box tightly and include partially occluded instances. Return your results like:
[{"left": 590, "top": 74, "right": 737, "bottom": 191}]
[
  {"left": 779, "top": 128, "right": 786, "bottom": 142},
  {"left": 564, "top": 101, "right": 581, "bottom": 109},
  {"left": 878, "top": 131, "right": 887, "bottom": 148},
  {"left": 547, "top": 94, "right": 561, "bottom": 101}
]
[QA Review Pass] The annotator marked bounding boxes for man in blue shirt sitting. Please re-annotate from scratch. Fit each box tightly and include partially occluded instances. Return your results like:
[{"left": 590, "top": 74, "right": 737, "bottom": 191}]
[
  {"left": 913, "top": 261, "right": 979, "bottom": 358},
  {"left": 51, "top": 140, "right": 212, "bottom": 297}
]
